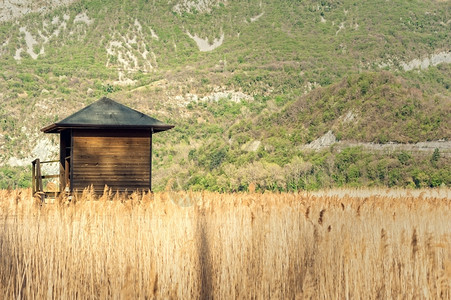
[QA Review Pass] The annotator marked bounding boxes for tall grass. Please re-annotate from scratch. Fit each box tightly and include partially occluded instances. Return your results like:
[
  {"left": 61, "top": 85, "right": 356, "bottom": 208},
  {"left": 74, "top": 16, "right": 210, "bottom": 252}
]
[{"left": 0, "top": 188, "right": 450, "bottom": 298}]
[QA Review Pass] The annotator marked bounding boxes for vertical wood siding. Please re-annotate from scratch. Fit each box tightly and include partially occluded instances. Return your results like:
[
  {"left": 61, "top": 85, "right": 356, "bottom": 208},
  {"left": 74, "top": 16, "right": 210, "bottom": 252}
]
[{"left": 72, "top": 129, "right": 151, "bottom": 192}]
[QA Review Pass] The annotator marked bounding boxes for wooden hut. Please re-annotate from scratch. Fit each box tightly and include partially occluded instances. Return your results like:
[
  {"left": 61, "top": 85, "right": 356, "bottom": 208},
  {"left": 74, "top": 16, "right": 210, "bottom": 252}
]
[{"left": 34, "top": 97, "right": 173, "bottom": 194}]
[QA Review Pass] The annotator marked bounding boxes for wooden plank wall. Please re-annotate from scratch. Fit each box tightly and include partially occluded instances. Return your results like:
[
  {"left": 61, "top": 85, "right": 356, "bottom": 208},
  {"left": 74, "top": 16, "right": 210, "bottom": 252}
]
[{"left": 72, "top": 129, "right": 151, "bottom": 193}]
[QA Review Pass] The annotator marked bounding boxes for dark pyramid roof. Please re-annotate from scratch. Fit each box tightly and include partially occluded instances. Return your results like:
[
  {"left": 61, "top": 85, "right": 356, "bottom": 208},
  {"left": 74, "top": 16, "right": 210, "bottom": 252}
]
[{"left": 42, "top": 97, "right": 174, "bottom": 133}]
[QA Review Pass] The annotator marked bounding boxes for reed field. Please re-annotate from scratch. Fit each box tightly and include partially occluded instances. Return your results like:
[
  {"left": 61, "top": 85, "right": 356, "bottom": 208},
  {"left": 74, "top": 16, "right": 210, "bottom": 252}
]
[{"left": 0, "top": 188, "right": 450, "bottom": 299}]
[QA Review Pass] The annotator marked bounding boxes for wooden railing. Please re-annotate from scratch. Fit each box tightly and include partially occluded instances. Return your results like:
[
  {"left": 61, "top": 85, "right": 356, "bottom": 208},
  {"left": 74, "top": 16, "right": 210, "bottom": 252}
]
[{"left": 31, "top": 159, "right": 60, "bottom": 200}]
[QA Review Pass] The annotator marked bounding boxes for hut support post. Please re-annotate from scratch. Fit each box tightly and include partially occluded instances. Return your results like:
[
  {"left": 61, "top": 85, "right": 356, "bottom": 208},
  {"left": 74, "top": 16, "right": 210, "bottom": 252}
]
[
  {"left": 32, "top": 160, "right": 36, "bottom": 194},
  {"left": 65, "top": 157, "right": 70, "bottom": 192},
  {"left": 36, "top": 159, "right": 43, "bottom": 193},
  {"left": 31, "top": 159, "right": 43, "bottom": 194},
  {"left": 59, "top": 162, "right": 65, "bottom": 192}
]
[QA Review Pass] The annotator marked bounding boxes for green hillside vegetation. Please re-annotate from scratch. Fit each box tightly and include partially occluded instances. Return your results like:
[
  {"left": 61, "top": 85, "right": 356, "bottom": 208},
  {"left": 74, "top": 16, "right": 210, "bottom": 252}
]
[
  {"left": 267, "top": 71, "right": 449, "bottom": 144},
  {"left": 171, "top": 72, "right": 450, "bottom": 191},
  {"left": 0, "top": 0, "right": 449, "bottom": 191}
]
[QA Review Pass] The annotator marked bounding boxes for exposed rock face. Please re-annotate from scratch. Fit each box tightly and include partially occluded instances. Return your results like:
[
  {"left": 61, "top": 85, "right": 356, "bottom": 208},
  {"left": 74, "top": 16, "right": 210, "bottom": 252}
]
[
  {"left": 172, "top": 89, "right": 254, "bottom": 107},
  {"left": 172, "top": 0, "right": 225, "bottom": 15},
  {"left": 0, "top": 0, "right": 77, "bottom": 23},
  {"left": 200, "top": 90, "right": 253, "bottom": 103},
  {"left": 379, "top": 51, "right": 451, "bottom": 71},
  {"left": 186, "top": 32, "right": 224, "bottom": 52},
  {"left": 305, "top": 130, "right": 337, "bottom": 150},
  {"left": 7, "top": 137, "right": 59, "bottom": 174},
  {"left": 106, "top": 19, "right": 157, "bottom": 84},
  {"left": 401, "top": 51, "right": 451, "bottom": 71},
  {"left": 302, "top": 131, "right": 451, "bottom": 157},
  {"left": 13, "top": 12, "right": 92, "bottom": 61},
  {"left": 73, "top": 12, "right": 92, "bottom": 25}
]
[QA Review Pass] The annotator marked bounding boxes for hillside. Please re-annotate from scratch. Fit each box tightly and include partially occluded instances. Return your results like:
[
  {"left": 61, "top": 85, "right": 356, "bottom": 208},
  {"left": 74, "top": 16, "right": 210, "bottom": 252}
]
[{"left": 0, "top": 0, "right": 450, "bottom": 190}]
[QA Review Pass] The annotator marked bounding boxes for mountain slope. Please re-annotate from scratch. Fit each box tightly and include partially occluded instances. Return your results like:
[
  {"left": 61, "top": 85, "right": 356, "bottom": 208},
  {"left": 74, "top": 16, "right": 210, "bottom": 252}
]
[
  {"left": 266, "top": 71, "right": 450, "bottom": 144},
  {"left": 0, "top": 0, "right": 450, "bottom": 190}
]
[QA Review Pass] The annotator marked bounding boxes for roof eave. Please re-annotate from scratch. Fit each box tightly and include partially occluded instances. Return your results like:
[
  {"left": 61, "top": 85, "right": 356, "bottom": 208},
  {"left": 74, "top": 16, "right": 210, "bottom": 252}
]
[
  {"left": 41, "top": 124, "right": 174, "bottom": 133},
  {"left": 41, "top": 123, "right": 59, "bottom": 133}
]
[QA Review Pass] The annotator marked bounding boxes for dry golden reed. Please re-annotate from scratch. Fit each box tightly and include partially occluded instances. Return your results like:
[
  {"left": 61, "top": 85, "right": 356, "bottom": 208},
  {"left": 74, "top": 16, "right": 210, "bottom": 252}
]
[{"left": 0, "top": 187, "right": 450, "bottom": 299}]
